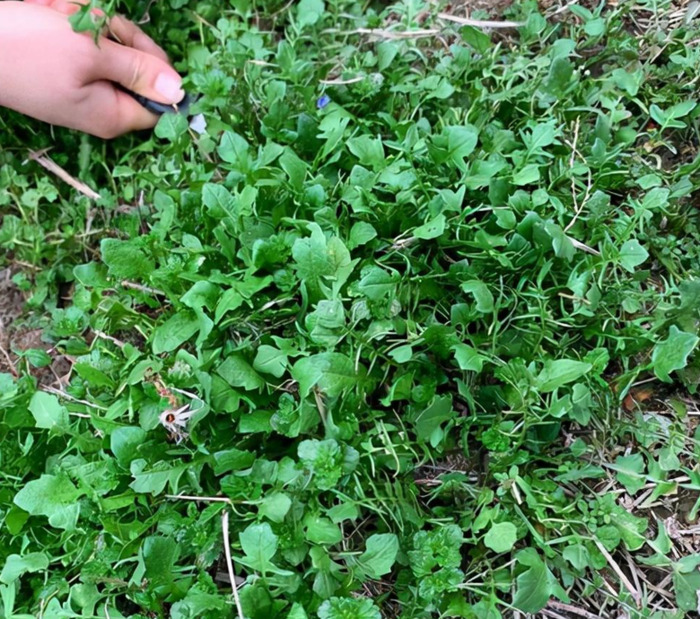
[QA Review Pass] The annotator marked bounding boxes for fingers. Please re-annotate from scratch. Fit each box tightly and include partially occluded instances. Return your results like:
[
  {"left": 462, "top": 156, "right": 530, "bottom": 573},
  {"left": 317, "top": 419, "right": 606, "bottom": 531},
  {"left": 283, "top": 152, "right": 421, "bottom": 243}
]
[
  {"left": 92, "top": 38, "right": 184, "bottom": 105},
  {"left": 105, "top": 15, "right": 169, "bottom": 63},
  {"left": 80, "top": 82, "right": 160, "bottom": 138}
]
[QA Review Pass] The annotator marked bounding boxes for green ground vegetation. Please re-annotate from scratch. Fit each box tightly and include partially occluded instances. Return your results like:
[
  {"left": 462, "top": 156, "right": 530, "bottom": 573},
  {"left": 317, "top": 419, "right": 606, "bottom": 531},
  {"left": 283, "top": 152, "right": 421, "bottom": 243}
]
[{"left": 1, "top": 0, "right": 700, "bottom": 617}]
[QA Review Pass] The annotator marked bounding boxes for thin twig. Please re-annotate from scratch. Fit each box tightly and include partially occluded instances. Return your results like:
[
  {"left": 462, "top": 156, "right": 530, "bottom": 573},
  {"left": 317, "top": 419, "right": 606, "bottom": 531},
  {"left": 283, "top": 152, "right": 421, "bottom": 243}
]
[
  {"left": 43, "top": 386, "right": 108, "bottom": 411},
  {"left": 165, "top": 494, "right": 232, "bottom": 504},
  {"left": 320, "top": 75, "right": 366, "bottom": 85},
  {"left": 593, "top": 539, "right": 642, "bottom": 607},
  {"left": 120, "top": 280, "right": 166, "bottom": 296},
  {"left": 222, "top": 510, "right": 246, "bottom": 619},
  {"left": 437, "top": 12, "right": 524, "bottom": 28},
  {"left": 547, "top": 601, "right": 602, "bottom": 619},
  {"left": 28, "top": 151, "right": 101, "bottom": 200}
]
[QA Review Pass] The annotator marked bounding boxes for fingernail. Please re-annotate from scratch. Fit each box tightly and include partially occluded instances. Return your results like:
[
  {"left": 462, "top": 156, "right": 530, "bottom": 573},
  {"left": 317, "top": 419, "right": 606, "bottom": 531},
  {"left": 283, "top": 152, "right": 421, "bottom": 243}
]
[{"left": 154, "top": 73, "right": 184, "bottom": 103}]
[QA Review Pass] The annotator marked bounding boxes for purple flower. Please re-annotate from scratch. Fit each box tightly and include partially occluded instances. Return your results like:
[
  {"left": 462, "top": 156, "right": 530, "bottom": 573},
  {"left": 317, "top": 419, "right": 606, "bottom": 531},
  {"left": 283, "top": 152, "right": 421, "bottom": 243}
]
[{"left": 317, "top": 94, "right": 331, "bottom": 109}]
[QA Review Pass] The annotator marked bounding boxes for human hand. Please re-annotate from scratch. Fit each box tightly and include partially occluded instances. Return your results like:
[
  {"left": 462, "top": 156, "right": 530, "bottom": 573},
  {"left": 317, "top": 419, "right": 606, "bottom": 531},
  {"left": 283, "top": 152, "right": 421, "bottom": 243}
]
[{"left": 0, "top": 1, "right": 184, "bottom": 138}]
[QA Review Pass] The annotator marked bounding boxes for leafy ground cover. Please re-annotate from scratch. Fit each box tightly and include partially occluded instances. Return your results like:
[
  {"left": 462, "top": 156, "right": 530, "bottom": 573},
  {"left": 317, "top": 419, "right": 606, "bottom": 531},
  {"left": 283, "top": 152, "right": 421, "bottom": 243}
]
[{"left": 2, "top": 0, "right": 700, "bottom": 617}]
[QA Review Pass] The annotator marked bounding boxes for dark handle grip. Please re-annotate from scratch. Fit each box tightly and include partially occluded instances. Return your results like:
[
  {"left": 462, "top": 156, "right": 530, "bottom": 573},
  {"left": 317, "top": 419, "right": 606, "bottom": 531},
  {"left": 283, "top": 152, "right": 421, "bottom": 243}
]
[{"left": 121, "top": 87, "right": 193, "bottom": 116}]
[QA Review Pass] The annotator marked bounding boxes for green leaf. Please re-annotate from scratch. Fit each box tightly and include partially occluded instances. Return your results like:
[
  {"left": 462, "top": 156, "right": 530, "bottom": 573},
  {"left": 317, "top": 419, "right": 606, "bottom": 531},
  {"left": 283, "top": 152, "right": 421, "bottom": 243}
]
[
  {"left": 413, "top": 214, "right": 446, "bottom": 240},
  {"left": 28, "top": 391, "right": 69, "bottom": 432},
  {"left": 512, "top": 549, "right": 555, "bottom": 613},
  {"left": 259, "top": 493, "right": 292, "bottom": 523},
  {"left": 297, "top": 0, "right": 325, "bottom": 27},
  {"left": 357, "top": 534, "right": 399, "bottom": 578},
  {"left": 110, "top": 426, "right": 147, "bottom": 467},
  {"left": 513, "top": 164, "right": 541, "bottom": 186},
  {"left": 673, "top": 567, "right": 700, "bottom": 612},
  {"left": 445, "top": 125, "right": 480, "bottom": 163},
  {"left": 152, "top": 312, "right": 200, "bottom": 354},
  {"left": 461, "top": 280, "right": 494, "bottom": 313},
  {"left": 348, "top": 222, "right": 377, "bottom": 249},
  {"left": 536, "top": 360, "right": 592, "bottom": 393},
  {"left": 100, "top": 239, "right": 154, "bottom": 280},
  {"left": 217, "top": 354, "right": 265, "bottom": 390},
  {"left": 562, "top": 544, "right": 589, "bottom": 571},
  {"left": 618, "top": 239, "right": 649, "bottom": 272},
  {"left": 484, "top": 522, "right": 517, "bottom": 553},
  {"left": 239, "top": 522, "right": 278, "bottom": 571},
  {"left": 254, "top": 345, "right": 288, "bottom": 378},
  {"left": 142, "top": 536, "right": 179, "bottom": 586},
  {"left": 453, "top": 343, "right": 485, "bottom": 372},
  {"left": 305, "top": 516, "right": 342, "bottom": 545},
  {"left": 614, "top": 453, "right": 646, "bottom": 495},
  {"left": 13, "top": 474, "right": 83, "bottom": 530},
  {"left": 652, "top": 326, "right": 699, "bottom": 382},
  {"left": 154, "top": 113, "right": 189, "bottom": 141},
  {"left": 0, "top": 553, "right": 49, "bottom": 584},
  {"left": 318, "top": 597, "right": 381, "bottom": 619},
  {"left": 291, "top": 353, "right": 361, "bottom": 397}
]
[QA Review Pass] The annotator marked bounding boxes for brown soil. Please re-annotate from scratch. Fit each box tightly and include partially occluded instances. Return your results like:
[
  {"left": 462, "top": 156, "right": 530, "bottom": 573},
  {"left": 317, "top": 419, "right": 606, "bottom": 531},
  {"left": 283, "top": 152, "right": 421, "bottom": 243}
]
[{"left": 0, "top": 266, "right": 71, "bottom": 385}]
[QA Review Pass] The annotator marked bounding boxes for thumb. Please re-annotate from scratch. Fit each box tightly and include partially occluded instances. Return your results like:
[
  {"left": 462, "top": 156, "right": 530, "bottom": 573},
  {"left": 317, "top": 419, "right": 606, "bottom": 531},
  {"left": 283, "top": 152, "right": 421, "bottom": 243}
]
[{"left": 94, "top": 39, "right": 185, "bottom": 105}]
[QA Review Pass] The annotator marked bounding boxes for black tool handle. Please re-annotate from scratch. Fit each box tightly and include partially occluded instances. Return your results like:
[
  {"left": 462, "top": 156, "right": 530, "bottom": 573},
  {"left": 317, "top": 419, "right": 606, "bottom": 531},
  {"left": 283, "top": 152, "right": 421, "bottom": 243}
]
[{"left": 121, "top": 88, "right": 193, "bottom": 116}]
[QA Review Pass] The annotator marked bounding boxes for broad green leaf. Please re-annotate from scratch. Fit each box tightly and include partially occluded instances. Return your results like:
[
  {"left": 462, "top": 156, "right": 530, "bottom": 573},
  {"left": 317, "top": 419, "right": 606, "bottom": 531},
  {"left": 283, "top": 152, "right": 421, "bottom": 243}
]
[
  {"left": 413, "top": 214, "right": 446, "bottom": 240},
  {"left": 110, "top": 426, "right": 147, "bottom": 467},
  {"left": 513, "top": 164, "right": 541, "bottom": 186},
  {"left": 305, "top": 516, "right": 342, "bottom": 545},
  {"left": 0, "top": 553, "right": 49, "bottom": 584},
  {"left": 152, "top": 312, "right": 199, "bottom": 354},
  {"left": 536, "top": 360, "right": 592, "bottom": 392},
  {"left": 512, "top": 549, "right": 555, "bottom": 613},
  {"left": 253, "top": 345, "right": 288, "bottom": 378},
  {"left": 618, "top": 239, "right": 649, "bottom": 272},
  {"left": 357, "top": 534, "right": 399, "bottom": 578},
  {"left": 14, "top": 475, "right": 83, "bottom": 530},
  {"left": 297, "top": 0, "right": 325, "bottom": 27},
  {"left": 291, "top": 353, "right": 360, "bottom": 397},
  {"left": 217, "top": 354, "right": 265, "bottom": 390},
  {"left": 100, "top": 239, "right": 154, "bottom": 280},
  {"left": 652, "top": 326, "right": 699, "bottom": 382},
  {"left": 445, "top": 125, "right": 479, "bottom": 162},
  {"left": 239, "top": 522, "right": 278, "bottom": 571},
  {"left": 348, "top": 222, "right": 377, "bottom": 249},
  {"left": 453, "top": 343, "right": 485, "bottom": 372},
  {"left": 28, "top": 391, "right": 69, "bottom": 432},
  {"left": 614, "top": 453, "right": 646, "bottom": 495},
  {"left": 461, "top": 280, "right": 494, "bottom": 313},
  {"left": 484, "top": 522, "right": 517, "bottom": 553},
  {"left": 259, "top": 493, "right": 292, "bottom": 523},
  {"left": 142, "top": 536, "right": 179, "bottom": 586}
]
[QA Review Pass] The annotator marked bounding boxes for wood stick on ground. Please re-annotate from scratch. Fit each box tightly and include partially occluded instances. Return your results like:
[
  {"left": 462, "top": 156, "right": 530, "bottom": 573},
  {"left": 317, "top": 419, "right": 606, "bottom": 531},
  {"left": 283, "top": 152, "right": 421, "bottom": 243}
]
[
  {"left": 547, "top": 601, "right": 603, "bottom": 619},
  {"left": 28, "top": 151, "right": 101, "bottom": 200},
  {"left": 222, "top": 509, "right": 246, "bottom": 619},
  {"left": 437, "top": 13, "right": 524, "bottom": 28},
  {"left": 593, "top": 538, "right": 642, "bottom": 608}
]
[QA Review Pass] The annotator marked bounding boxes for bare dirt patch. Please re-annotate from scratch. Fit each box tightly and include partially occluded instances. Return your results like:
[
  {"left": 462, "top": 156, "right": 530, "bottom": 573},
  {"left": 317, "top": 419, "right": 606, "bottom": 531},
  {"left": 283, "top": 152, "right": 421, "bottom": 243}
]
[{"left": 0, "top": 267, "right": 71, "bottom": 385}]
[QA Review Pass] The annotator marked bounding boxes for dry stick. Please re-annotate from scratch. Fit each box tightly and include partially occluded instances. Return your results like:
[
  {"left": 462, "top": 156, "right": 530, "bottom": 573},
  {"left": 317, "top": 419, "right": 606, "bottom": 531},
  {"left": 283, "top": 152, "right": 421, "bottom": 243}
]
[
  {"left": 437, "top": 12, "right": 524, "bottom": 28},
  {"left": 165, "top": 494, "right": 232, "bottom": 504},
  {"left": 222, "top": 510, "right": 246, "bottom": 619},
  {"left": 547, "top": 601, "right": 603, "bottom": 619},
  {"left": 28, "top": 151, "right": 101, "bottom": 200},
  {"left": 120, "top": 280, "right": 167, "bottom": 296},
  {"left": 565, "top": 118, "right": 593, "bottom": 233},
  {"left": 43, "top": 385, "right": 108, "bottom": 411},
  {"left": 593, "top": 538, "right": 642, "bottom": 608}
]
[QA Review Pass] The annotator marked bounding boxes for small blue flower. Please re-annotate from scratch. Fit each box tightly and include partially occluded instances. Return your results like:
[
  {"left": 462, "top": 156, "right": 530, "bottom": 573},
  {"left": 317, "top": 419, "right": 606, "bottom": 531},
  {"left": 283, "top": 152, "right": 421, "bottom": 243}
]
[{"left": 317, "top": 94, "right": 331, "bottom": 109}]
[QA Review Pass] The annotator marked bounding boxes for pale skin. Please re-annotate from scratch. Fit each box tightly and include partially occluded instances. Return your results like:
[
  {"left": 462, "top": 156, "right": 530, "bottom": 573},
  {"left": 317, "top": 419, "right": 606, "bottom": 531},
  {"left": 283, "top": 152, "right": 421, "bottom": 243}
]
[{"left": 0, "top": 0, "right": 185, "bottom": 138}]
